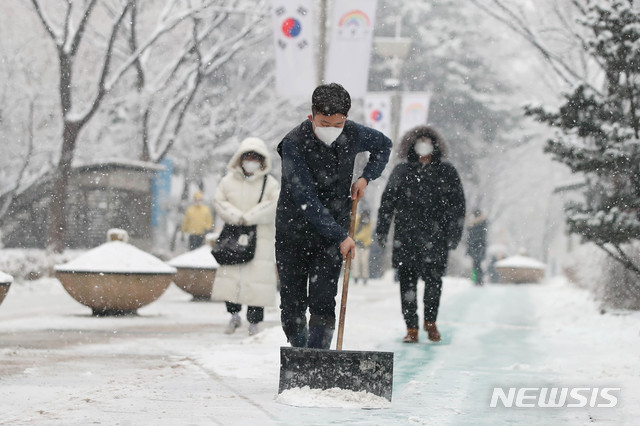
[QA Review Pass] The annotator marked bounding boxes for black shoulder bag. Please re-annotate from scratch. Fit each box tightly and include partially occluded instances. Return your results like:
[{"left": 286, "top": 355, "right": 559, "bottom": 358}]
[{"left": 212, "top": 176, "right": 267, "bottom": 265}]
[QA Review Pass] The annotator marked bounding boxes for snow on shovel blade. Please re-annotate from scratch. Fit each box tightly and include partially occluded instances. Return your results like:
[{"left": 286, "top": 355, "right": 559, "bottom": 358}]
[{"left": 278, "top": 347, "right": 394, "bottom": 401}]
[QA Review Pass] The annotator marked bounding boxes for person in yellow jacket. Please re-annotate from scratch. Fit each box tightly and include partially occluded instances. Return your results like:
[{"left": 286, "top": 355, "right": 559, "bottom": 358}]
[
  {"left": 181, "top": 191, "right": 213, "bottom": 250},
  {"left": 353, "top": 210, "right": 373, "bottom": 285}
]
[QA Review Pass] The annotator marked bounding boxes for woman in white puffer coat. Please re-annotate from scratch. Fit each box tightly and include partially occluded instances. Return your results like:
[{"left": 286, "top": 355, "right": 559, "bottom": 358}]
[{"left": 212, "top": 137, "right": 280, "bottom": 335}]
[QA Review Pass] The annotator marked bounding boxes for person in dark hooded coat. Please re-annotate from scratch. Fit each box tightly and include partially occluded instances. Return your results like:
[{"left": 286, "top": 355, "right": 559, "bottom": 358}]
[{"left": 376, "top": 126, "right": 465, "bottom": 343}]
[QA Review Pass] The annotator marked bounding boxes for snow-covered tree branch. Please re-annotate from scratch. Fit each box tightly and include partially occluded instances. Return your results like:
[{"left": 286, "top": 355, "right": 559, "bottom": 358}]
[{"left": 23, "top": 0, "right": 273, "bottom": 253}]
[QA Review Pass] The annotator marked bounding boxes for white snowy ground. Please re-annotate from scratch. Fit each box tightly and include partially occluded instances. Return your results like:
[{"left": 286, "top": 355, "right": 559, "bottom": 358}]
[{"left": 1, "top": 269, "right": 639, "bottom": 425}]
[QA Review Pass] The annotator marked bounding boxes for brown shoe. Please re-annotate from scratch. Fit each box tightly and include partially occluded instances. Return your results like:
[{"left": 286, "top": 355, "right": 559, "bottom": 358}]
[
  {"left": 402, "top": 328, "right": 419, "bottom": 343},
  {"left": 424, "top": 321, "right": 441, "bottom": 342}
]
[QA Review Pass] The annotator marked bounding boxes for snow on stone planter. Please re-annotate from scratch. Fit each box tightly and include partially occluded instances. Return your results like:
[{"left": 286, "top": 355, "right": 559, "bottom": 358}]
[
  {"left": 168, "top": 245, "right": 219, "bottom": 301},
  {"left": 54, "top": 237, "right": 176, "bottom": 316},
  {"left": 0, "top": 271, "right": 13, "bottom": 307},
  {"left": 495, "top": 255, "right": 546, "bottom": 284},
  {"left": 107, "top": 228, "right": 129, "bottom": 243}
]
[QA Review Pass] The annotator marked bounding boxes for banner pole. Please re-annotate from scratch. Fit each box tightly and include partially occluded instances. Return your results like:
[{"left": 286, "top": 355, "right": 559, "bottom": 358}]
[{"left": 318, "top": 0, "right": 327, "bottom": 85}]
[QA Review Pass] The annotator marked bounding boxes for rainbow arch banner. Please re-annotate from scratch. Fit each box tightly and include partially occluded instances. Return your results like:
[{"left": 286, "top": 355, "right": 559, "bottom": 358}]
[
  {"left": 398, "top": 92, "right": 431, "bottom": 137},
  {"left": 271, "top": 0, "right": 316, "bottom": 97},
  {"left": 325, "top": 0, "right": 378, "bottom": 98}
]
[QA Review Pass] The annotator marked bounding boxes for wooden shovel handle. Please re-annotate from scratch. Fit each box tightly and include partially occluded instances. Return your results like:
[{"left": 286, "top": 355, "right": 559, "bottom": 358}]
[{"left": 336, "top": 198, "right": 358, "bottom": 351}]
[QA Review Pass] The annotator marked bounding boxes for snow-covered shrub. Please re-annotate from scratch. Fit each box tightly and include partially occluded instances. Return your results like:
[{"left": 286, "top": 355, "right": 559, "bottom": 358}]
[
  {"left": 0, "top": 249, "right": 79, "bottom": 282},
  {"left": 601, "top": 242, "right": 640, "bottom": 310},
  {"left": 563, "top": 242, "right": 640, "bottom": 310},
  {"left": 562, "top": 243, "right": 605, "bottom": 293}
]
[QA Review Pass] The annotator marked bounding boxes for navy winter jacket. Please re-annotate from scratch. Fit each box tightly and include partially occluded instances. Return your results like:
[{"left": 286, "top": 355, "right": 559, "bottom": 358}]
[{"left": 276, "top": 119, "right": 391, "bottom": 242}]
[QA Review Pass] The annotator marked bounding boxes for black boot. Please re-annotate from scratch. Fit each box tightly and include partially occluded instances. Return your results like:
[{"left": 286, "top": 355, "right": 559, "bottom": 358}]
[
  {"left": 307, "top": 326, "right": 335, "bottom": 349},
  {"left": 288, "top": 327, "right": 308, "bottom": 348},
  {"left": 308, "top": 314, "right": 336, "bottom": 349}
]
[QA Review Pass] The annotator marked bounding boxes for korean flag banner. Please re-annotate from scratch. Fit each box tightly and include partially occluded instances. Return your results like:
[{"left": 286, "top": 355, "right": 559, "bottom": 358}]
[
  {"left": 271, "top": 0, "right": 316, "bottom": 98},
  {"left": 364, "top": 92, "right": 392, "bottom": 138},
  {"left": 325, "top": 0, "right": 378, "bottom": 99},
  {"left": 398, "top": 92, "right": 431, "bottom": 138}
]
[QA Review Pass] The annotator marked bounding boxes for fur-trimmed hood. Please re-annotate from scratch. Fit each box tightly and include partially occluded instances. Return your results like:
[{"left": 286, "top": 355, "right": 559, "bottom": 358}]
[
  {"left": 226, "top": 137, "right": 272, "bottom": 178},
  {"left": 398, "top": 125, "right": 448, "bottom": 164}
]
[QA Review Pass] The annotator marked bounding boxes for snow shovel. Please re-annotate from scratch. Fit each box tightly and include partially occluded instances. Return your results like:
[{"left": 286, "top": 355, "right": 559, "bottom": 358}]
[{"left": 278, "top": 199, "right": 394, "bottom": 401}]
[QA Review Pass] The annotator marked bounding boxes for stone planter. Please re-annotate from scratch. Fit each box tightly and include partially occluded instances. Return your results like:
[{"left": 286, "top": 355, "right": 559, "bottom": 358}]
[
  {"left": 0, "top": 271, "right": 13, "bottom": 307},
  {"left": 55, "top": 271, "right": 173, "bottom": 315},
  {"left": 173, "top": 268, "right": 217, "bottom": 301},
  {"left": 495, "top": 255, "right": 546, "bottom": 284},
  {"left": 168, "top": 245, "right": 219, "bottom": 301},
  {"left": 54, "top": 234, "right": 176, "bottom": 315}
]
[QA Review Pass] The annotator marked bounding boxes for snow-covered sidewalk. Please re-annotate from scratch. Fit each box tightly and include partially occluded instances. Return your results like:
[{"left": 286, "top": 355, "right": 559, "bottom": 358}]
[{"left": 0, "top": 273, "right": 638, "bottom": 425}]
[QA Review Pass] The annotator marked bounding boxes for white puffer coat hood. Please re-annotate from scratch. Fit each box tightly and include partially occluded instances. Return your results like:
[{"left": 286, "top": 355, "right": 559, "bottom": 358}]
[{"left": 227, "top": 137, "right": 272, "bottom": 178}]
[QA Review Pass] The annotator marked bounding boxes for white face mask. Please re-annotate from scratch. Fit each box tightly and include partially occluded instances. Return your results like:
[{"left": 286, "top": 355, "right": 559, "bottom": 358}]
[
  {"left": 314, "top": 125, "right": 343, "bottom": 145},
  {"left": 414, "top": 140, "right": 434, "bottom": 157},
  {"left": 242, "top": 160, "right": 261, "bottom": 174}
]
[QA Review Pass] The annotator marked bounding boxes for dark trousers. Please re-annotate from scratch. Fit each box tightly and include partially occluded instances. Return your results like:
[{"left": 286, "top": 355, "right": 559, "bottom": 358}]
[
  {"left": 398, "top": 262, "right": 445, "bottom": 328},
  {"left": 225, "top": 302, "right": 264, "bottom": 324},
  {"left": 188, "top": 234, "right": 205, "bottom": 250},
  {"left": 471, "top": 256, "right": 484, "bottom": 284},
  {"left": 276, "top": 234, "right": 343, "bottom": 342}
]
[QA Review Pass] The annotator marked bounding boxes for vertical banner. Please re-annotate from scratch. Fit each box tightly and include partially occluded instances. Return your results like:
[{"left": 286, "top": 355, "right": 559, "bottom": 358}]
[
  {"left": 398, "top": 92, "right": 431, "bottom": 137},
  {"left": 325, "top": 0, "right": 378, "bottom": 99},
  {"left": 364, "top": 92, "right": 392, "bottom": 137},
  {"left": 271, "top": 0, "right": 316, "bottom": 97}
]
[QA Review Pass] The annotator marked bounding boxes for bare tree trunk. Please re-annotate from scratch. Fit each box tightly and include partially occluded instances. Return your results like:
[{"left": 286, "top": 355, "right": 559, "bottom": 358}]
[
  {"left": 128, "top": 0, "right": 145, "bottom": 92},
  {"left": 140, "top": 108, "right": 151, "bottom": 162},
  {"left": 46, "top": 31, "right": 77, "bottom": 252},
  {"left": 32, "top": 0, "right": 133, "bottom": 252},
  {"left": 47, "top": 120, "right": 81, "bottom": 252}
]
